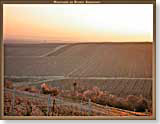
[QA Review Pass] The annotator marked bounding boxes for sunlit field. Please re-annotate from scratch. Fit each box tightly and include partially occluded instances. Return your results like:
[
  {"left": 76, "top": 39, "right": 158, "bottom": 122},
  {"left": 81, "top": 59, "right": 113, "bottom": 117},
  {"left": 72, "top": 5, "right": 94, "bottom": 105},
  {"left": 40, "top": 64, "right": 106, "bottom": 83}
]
[{"left": 4, "top": 42, "right": 152, "bottom": 116}]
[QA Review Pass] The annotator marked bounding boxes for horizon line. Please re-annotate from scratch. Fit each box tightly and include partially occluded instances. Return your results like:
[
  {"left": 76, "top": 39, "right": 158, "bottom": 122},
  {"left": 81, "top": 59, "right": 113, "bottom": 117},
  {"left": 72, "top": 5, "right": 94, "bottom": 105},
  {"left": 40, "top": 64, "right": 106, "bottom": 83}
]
[{"left": 4, "top": 41, "right": 153, "bottom": 44}]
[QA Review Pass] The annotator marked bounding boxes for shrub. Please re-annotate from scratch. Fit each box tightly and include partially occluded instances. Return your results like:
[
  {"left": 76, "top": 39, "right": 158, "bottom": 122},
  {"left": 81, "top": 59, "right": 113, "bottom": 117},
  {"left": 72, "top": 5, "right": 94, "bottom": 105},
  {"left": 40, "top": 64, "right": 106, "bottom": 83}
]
[
  {"left": 126, "top": 95, "right": 139, "bottom": 111},
  {"left": 41, "top": 83, "right": 60, "bottom": 96},
  {"left": 4, "top": 80, "right": 13, "bottom": 89},
  {"left": 135, "top": 98, "right": 148, "bottom": 112},
  {"left": 17, "top": 86, "right": 40, "bottom": 94}
]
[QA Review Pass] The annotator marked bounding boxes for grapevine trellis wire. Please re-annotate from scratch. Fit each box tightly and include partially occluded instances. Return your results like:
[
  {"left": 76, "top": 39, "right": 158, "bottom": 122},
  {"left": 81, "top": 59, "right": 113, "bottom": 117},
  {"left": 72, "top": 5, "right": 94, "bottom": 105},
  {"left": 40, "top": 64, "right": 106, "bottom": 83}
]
[
  {"left": 4, "top": 88, "right": 149, "bottom": 116},
  {"left": 4, "top": 88, "right": 97, "bottom": 116}
]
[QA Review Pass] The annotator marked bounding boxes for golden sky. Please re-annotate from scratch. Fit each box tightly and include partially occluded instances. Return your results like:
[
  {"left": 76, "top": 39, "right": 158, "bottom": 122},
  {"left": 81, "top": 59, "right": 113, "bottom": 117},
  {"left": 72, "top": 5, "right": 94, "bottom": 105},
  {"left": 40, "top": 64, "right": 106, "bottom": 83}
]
[{"left": 3, "top": 4, "right": 153, "bottom": 43}]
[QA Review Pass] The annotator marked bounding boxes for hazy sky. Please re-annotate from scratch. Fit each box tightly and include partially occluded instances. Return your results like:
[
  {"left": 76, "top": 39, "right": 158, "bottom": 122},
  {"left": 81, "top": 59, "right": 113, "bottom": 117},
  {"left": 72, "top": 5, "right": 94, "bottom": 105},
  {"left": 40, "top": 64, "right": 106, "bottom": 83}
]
[{"left": 3, "top": 4, "right": 153, "bottom": 43}]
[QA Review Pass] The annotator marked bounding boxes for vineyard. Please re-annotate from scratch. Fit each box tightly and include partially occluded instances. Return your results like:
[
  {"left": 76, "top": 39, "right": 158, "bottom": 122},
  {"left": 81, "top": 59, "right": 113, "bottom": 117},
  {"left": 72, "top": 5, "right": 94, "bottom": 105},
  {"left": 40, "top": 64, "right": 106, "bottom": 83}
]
[
  {"left": 3, "top": 80, "right": 152, "bottom": 116},
  {"left": 4, "top": 42, "right": 152, "bottom": 77},
  {"left": 44, "top": 78, "right": 152, "bottom": 100},
  {"left": 4, "top": 87, "right": 151, "bottom": 116},
  {"left": 4, "top": 43, "right": 67, "bottom": 57},
  {"left": 6, "top": 77, "right": 152, "bottom": 100},
  {"left": 4, "top": 42, "right": 153, "bottom": 116}
]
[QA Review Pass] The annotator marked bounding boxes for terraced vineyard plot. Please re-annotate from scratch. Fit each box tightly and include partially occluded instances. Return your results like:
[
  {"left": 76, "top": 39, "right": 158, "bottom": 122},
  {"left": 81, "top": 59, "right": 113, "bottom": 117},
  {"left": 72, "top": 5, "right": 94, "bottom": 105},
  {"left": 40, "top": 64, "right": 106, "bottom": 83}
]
[
  {"left": 5, "top": 55, "right": 93, "bottom": 76},
  {"left": 43, "top": 78, "right": 152, "bottom": 100},
  {"left": 4, "top": 43, "right": 152, "bottom": 78},
  {"left": 69, "top": 43, "right": 152, "bottom": 78},
  {"left": 4, "top": 43, "right": 65, "bottom": 57},
  {"left": 5, "top": 44, "right": 105, "bottom": 76},
  {"left": 4, "top": 88, "right": 150, "bottom": 116}
]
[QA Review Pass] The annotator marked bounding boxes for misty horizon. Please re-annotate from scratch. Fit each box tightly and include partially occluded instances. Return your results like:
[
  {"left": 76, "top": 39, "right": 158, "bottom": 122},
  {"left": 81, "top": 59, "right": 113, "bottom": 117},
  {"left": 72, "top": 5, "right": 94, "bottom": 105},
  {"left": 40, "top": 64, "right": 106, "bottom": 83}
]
[
  {"left": 3, "top": 39, "right": 153, "bottom": 44},
  {"left": 4, "top": 4, "right": 153, "bottom": 43}
]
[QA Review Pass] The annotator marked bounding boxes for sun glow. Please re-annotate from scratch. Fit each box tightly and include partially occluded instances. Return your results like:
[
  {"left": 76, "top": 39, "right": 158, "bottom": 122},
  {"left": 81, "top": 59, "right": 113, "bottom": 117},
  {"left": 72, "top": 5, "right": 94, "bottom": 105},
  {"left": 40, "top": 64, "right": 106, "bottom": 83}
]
[{"left": 3, "top": 4, "right": 153, "bottom": 43}]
